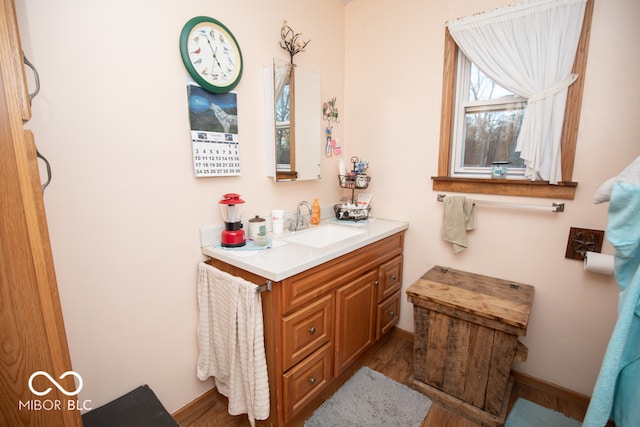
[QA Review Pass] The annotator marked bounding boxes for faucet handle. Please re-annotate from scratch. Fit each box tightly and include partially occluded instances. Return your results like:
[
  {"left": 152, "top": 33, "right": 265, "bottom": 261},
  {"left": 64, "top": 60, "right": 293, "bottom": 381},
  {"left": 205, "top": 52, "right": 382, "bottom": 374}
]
[{"left": 289, "top": 201, "right": 313, "bottom": 231}]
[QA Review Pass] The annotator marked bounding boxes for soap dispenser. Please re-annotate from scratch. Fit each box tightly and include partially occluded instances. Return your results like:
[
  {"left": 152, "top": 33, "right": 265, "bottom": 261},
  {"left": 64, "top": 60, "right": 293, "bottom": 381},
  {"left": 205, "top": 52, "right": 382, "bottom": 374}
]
[{"left": 311, "top": 199, "right": 321, "bottom": 225}]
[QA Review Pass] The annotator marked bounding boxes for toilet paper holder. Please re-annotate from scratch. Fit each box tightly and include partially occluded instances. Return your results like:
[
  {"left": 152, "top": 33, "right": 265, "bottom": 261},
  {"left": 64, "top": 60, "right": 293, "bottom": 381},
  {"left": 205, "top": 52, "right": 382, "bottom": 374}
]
[{"left": 565, "top": 227, "right": 605, "bottom": 260}]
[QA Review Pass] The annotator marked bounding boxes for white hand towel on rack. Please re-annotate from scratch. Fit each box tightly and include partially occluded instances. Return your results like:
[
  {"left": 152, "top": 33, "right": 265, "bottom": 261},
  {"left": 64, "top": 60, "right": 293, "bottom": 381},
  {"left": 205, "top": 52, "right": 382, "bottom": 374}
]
[{"left": 197, "top": 262, "right": 270, "bottom": 426}]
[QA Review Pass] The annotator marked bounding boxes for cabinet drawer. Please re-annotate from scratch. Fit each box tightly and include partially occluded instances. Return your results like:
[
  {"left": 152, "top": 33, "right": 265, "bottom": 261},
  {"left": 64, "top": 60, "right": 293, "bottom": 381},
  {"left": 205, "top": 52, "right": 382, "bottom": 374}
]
[
  {"left": 282, "top": 343, "right": 333, "bottom": 422},
  {"left": 282, "top": 294, "right": 333, "bottom": 371},
  {"left": 377, "top": 255, "right": 403, "bottom": 303},
  {"left": 376, "top": 290, "right": 401, "bottom": 339}
]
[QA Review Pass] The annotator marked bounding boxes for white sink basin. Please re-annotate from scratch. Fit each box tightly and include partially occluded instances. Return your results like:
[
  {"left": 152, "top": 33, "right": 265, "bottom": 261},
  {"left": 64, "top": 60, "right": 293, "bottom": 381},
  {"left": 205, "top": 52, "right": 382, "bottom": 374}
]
[{"left": 283, "top": 224, "right": 365, "bottom": 248}]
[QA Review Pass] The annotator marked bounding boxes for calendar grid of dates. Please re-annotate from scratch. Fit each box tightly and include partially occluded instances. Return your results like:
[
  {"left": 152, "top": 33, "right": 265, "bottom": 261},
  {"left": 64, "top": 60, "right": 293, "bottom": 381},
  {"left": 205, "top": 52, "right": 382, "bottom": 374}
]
[{"left": 191, "top": 132, "right": 240, "bottom": 177}]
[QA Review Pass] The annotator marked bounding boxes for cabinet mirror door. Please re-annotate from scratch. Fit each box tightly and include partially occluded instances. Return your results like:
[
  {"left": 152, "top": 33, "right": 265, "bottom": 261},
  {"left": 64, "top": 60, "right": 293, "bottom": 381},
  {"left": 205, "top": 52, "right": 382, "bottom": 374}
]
[{"left": 264, "top": 59, "right": 321, "bottom": 181}]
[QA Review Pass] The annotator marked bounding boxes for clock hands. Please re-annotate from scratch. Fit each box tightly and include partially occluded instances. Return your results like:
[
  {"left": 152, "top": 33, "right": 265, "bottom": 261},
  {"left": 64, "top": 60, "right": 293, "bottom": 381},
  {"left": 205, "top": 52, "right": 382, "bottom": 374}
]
[
  {"left": 201, "top": 32, "right": 227, "bottom": 79},
  {"left": 212, "top": 47, "right": 223, "bottom": 71}
]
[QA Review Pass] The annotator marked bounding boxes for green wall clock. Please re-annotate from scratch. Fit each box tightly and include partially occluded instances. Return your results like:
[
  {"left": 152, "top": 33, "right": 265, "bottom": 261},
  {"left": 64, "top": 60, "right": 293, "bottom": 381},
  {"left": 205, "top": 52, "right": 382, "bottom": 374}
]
[{"left": 179, "top": 16, "right": 243, "bottom": 93}]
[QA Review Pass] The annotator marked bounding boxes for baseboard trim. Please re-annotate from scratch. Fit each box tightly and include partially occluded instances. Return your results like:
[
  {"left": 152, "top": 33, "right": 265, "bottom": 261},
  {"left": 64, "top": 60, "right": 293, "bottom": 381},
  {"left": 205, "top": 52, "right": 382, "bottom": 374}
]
[
  {"left": 171, "top": 388, "right": 218, "bottom": 426},
  {"left": 510, "top": 370, "right": 591, "bottom": 408},
  {"left": 391, "top": 325, "right": 414, "bottom": 341}
]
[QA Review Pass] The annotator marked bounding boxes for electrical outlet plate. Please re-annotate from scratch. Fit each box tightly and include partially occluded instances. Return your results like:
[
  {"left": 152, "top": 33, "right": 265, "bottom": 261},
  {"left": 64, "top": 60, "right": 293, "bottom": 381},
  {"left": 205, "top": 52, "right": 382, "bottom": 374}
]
[{"left": 565, "top": 227, "right": 605, "bottom": 260}]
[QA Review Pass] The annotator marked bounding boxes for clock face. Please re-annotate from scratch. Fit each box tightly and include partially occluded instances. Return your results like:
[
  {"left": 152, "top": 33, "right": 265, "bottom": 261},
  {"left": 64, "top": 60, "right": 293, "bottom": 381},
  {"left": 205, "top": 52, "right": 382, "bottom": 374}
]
[{"left": 180, "top": 17, "right": 243, "bottom": 93}]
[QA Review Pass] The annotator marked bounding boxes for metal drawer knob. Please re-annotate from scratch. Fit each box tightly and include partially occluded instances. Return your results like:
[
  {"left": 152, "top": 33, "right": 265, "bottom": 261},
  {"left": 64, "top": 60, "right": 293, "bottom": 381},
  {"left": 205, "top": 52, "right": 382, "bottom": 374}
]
[
  {"left": 309, "top": 327, "right": 316, "bottom": 335},
  {"left": 391, "top": 274, "right": 397, "bottom": 281},
  {"left": 388, "top": 311, "right": 396, "bottom": 317},
  {"left": 309, "top": 377, "right": 317, "bottom": 385}
]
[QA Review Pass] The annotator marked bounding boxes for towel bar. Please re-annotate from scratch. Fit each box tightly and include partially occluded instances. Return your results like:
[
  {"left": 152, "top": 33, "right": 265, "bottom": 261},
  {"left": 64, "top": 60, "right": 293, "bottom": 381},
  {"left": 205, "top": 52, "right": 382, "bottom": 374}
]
[
  {"left": 255, "top": 280, "right": 272, "bottom": 293},
  {"left": 437, "top": 193, "right": 564, "bottom": 213}
]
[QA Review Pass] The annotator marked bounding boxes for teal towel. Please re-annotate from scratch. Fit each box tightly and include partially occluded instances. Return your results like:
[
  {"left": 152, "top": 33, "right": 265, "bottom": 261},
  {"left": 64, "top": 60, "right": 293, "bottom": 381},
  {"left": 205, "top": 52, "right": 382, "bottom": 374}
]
[{"left": 584, "top": 181, "right": 640, "bottom": 427}]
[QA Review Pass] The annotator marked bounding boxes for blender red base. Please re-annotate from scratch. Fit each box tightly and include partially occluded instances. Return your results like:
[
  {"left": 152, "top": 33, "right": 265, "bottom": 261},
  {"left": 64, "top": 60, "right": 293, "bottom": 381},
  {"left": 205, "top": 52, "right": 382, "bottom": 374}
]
[{"left": 221, "top": 229, "right": 246, "bottom": 247}]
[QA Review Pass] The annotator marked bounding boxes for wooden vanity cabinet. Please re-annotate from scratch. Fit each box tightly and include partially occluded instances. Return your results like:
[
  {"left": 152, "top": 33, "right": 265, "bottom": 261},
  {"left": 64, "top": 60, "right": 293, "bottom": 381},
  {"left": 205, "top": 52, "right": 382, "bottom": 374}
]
[{"left": 207, "top": 230, "right": 405, "bottom": 426}]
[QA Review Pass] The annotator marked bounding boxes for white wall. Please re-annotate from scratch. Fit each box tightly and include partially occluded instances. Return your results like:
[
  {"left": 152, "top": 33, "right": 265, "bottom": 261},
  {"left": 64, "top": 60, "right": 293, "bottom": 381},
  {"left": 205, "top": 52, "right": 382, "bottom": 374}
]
[
  {"left": 16, "top": 0, "right": 639, "bottom": 413},
  {"left": 344, "top": 0, "right": 639, "bottom": 395},
  {"left": 17, "top": 0, "right": 346, "bottom": 412}
]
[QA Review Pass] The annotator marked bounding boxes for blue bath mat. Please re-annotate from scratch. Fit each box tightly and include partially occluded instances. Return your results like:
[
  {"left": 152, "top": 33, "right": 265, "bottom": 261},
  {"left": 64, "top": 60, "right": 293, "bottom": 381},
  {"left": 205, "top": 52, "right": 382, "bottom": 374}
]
[{"left": 506, "top": 398, "right": 581, "bottom": 427}]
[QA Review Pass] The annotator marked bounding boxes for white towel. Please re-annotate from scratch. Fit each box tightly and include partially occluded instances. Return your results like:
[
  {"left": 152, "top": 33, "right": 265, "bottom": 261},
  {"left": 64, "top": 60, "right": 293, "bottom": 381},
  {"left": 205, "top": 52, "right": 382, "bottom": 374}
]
[
  {"left": 441, "top": 196, "right": 476, "bottom": 254},
  {"left": 197, "top": 263, "right": 270, "bottom": 426},
  {"left": 594, "top": 155, "right": 640, "bottom": 204}
]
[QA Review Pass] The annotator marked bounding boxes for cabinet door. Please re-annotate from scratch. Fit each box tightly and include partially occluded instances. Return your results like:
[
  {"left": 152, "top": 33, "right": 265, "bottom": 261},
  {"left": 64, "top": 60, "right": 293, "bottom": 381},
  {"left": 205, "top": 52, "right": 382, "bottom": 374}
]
[
  {"left": 334, "top": 270, "right": 376, "bottom": 376},
  {"left": 2, "top": 0, "right": 30, "bottom": 120},
  {"left": 1, "top": 1, "right": 80, "bottom": 426}
]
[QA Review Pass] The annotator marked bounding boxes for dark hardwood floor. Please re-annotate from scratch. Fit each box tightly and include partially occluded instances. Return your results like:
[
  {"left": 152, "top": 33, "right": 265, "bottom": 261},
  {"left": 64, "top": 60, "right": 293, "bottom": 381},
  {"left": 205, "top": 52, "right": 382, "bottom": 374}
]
[{"left": 177, "top": 330, "right": 589, "bottom": 427}]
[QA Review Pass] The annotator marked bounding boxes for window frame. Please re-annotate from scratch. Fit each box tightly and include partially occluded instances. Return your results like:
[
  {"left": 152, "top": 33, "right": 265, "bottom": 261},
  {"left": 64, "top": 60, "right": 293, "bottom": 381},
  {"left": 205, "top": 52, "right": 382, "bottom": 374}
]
[{"left": 432, "top": 0, "right": 594, "bottom": 200}]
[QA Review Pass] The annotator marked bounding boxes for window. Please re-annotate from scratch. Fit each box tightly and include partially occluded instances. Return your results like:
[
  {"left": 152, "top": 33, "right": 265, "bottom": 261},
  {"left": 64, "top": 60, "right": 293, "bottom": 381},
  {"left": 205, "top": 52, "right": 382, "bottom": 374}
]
[
  {"left": 433, "top": 0, "right": 594, "bottom": 200},
  {"left": 452, "top": 54, "right": 527, "bottom": 178}
]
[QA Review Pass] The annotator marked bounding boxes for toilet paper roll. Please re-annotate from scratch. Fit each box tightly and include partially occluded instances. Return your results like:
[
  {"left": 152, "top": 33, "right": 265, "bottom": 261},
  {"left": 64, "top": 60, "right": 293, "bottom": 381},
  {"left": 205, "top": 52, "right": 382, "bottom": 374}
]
[{"left": 584, "top": 251, "right": 615, "bottom": 275}]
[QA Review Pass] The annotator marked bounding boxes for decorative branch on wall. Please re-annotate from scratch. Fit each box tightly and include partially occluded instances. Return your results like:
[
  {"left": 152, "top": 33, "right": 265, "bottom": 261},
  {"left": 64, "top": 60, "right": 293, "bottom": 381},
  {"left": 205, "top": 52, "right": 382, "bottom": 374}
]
[
  {"left": 323, "top": 97, "right": 340, "bottom": 124},
  {"left": 323, "top": 97, "right": 340, "bottom": 157},
  {"left": 280, "top": 21, "right": 310, "bottom": 64}
]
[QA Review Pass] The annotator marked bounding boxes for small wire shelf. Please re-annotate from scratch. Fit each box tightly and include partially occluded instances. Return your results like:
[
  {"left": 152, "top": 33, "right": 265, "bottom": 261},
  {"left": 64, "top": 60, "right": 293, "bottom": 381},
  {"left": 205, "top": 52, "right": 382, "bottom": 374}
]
[
  {"left": 336, "top": 174, "right": 371, "bottom": 221},
  {"left": 338, "top": 174, "right": 370, "bottom": 189}
]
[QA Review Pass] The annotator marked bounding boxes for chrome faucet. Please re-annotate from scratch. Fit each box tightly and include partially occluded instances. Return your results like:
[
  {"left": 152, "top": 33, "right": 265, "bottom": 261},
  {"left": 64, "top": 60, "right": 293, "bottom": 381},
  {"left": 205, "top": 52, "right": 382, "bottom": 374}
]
[{"left": 289, "top": 201, "right": 312, "bottom": 231}]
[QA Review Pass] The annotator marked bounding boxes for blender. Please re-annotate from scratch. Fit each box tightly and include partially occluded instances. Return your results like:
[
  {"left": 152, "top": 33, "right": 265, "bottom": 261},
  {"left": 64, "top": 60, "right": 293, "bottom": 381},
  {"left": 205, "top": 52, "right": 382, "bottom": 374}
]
[{"left": 219, "top": 193, "right": 246, "bottom": 247}]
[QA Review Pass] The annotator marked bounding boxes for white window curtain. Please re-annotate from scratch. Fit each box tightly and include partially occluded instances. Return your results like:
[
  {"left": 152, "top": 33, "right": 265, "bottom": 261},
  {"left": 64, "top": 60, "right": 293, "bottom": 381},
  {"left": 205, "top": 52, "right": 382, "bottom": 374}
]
[
  {"left": 274, "top": 62, "right": 292, "bottom": 104},
  {"left": 447, "top": 0, "right": 587, "bottom": 184}
]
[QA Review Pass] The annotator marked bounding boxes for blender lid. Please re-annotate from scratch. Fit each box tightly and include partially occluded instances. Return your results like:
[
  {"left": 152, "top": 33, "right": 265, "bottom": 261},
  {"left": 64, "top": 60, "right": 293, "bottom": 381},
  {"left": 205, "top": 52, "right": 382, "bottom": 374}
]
[{"left": 220, "top": 193, "right": 245, "bottom": 205}]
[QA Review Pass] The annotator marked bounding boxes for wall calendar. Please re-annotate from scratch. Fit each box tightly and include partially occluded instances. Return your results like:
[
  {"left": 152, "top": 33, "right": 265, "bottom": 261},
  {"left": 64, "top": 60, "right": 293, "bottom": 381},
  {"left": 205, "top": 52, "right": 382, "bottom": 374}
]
[{"left": 186, "top": 82, "right": 240, "bottom": 177}]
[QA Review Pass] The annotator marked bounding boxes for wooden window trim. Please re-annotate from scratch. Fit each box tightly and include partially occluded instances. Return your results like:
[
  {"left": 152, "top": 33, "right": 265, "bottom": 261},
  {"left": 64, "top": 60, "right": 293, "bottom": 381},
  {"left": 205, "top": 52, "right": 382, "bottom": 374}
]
[{"left": 432, "top": 0, "right": 594, "bottom": 200}]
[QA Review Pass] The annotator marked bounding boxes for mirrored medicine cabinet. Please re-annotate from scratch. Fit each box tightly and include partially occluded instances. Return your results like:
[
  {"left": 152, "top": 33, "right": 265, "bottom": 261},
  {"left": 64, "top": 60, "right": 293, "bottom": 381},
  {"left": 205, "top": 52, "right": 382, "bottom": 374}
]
[{"left": 264, "top": 59, "right": 321, "bottom": 181}]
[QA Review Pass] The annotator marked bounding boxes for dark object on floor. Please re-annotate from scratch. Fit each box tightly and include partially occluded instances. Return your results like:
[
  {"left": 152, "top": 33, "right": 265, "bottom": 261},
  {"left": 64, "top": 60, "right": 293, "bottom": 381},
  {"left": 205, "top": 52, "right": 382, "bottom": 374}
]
[{"left": 82, "top": 384, "right": 179, "bottom": 427}]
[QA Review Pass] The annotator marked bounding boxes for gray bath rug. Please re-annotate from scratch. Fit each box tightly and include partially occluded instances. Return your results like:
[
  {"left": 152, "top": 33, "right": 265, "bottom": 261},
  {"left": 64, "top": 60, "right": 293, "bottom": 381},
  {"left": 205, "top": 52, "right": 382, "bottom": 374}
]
[
  {"left": 506, "top": 398, "right": 581, "bottom": 427},
  {"left": 304, "top": 367, "right": 432, "bottom": 427}
]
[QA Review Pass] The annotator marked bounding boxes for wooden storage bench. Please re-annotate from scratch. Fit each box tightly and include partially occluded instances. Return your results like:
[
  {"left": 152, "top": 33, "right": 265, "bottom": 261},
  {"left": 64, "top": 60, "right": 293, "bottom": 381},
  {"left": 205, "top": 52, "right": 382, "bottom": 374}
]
[{"left": 406, "top": 266, "right": 534, "bottom": 427}]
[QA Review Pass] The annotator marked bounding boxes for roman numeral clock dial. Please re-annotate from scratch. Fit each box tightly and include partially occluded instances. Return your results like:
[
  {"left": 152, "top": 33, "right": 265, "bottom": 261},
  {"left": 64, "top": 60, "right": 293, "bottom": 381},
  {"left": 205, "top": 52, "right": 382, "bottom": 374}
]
[{"left": 179, "top": 16, "right": 243, "bottom": 93}]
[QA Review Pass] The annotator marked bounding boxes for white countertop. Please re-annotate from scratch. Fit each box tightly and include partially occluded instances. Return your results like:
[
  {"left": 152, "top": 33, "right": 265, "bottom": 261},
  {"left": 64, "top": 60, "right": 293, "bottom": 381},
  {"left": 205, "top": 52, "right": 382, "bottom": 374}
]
[{"left": 201, "top": 218, "right": 409, "bottom": 281}]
